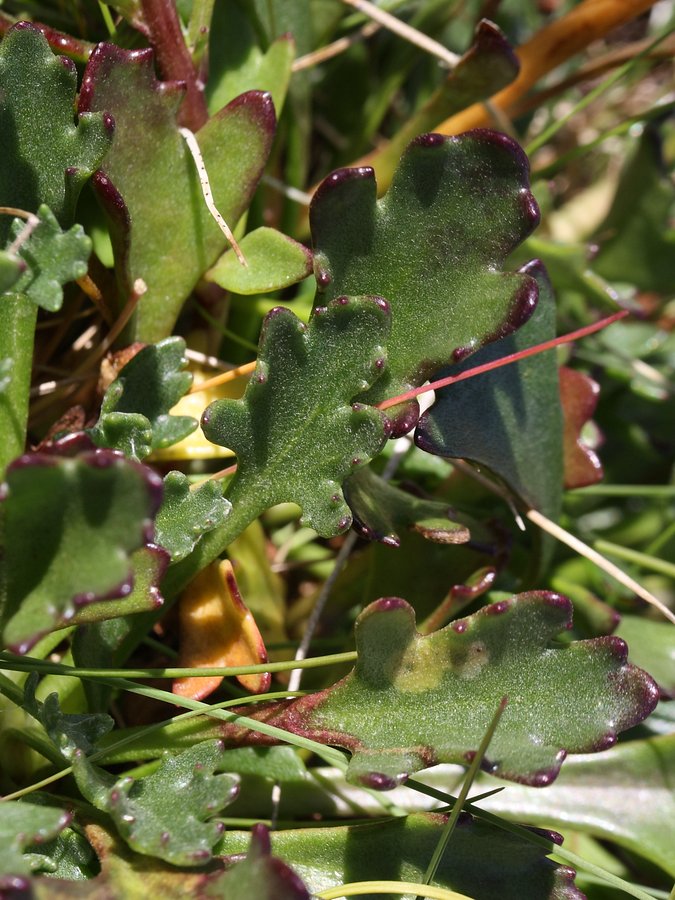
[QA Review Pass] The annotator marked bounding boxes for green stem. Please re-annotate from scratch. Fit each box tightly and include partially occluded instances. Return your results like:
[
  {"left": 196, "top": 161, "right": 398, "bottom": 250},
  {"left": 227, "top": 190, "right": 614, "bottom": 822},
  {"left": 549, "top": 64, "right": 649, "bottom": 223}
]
[
  {"left": 0, "top": 293, "right": 36, "bottom": 475},
  {"left": 593, "top": 539, "right": 675, "bottom": 580}
]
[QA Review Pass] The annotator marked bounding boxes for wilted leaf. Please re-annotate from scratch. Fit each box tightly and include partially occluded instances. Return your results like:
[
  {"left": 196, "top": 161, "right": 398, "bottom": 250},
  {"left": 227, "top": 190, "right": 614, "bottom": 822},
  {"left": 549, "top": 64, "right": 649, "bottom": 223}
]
[
  {"left": 174, "top": 560, "right": 270, "bottom": 698},
  {"left": 72, "top": 740, "right": 239, "bottom": 866},
  {"left": 8, "top": 206, "right": 91, "bottom": 311},
  {"left": 344, "top": 465, "right": 471, "bottom": 547},
  {"left": 262, "top": 593, "right": 658, "bottom": 788},
  {"left": 0, "top": 22, "right": 111, "bottom": 243},
  {"left": 0, "top": 801, "right": 71, "bottom": 885},
  {"left": 154, "top": 471, "right": 231, "bottom": 562},
  {"left": 219, "top": 813, "right": 581, "bottom": 900},
  {"left": 310, "top": 129, "right": 540, "bottom": 434},
  {"left": 90, "top": 338, "right": 197, "bottom": 460},
  {"left": 202, "top": 296, "right": 390, "bottom": 537},
  {"left": 79, "top": 43, "right": 275, "bottom": 340},
  {"left": 207, "top": 227, "right": 312, "bottom": 295},
  {"left": 1, "top": 449, "right": 163, "bottom": 652},
  {"left": 477, "top": 734, "right": 675, "bottom": 877},
  {"left": 416, "top": 260, "right": 563, "bottom": 520},
  {"left": 219, "top": 825, "right": 310, "bottom": 899},
  {"left": 559, "top": 366, "right": 603, "bottom": 489}
]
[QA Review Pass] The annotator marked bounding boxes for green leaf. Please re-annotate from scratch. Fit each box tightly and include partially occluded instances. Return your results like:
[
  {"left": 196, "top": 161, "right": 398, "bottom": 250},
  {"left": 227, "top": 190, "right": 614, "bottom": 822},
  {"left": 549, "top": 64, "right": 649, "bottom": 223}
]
[
  {"left": 206, "top": 0, "right": 295, "bottom": 118},
  {"left": 7, "top": 206, "right": 92, "bottom": 311},
  {"left": 615, "top": 614, "right": 675, "bottom": 697},
  {"left": 202, "top": 296, "right": 390, "bottom": 537},
  {"left": 0, "top": 250, "right": 24, "bottom": 292},
  {"left": 207, "top": 227, "right": 312, "bottom": 294},
  {"left": 1, "top": 449, "right": 163, "bottom": 653},
  {"left": 344, "top": 465, "right": 471, "bottom": 547},
  {"left": 476, "top": 734, "right": 675, "bottom": 877},
  {"left": 90, "top": 338, "right": 197, "bottom": 460},
  {"left": 72, "top": 740, "right": 239, "bottom": 866},
  {"left": 219, "top": 825, "right": 310, "bottom": 899},
  {"left": 219, "top": 813, "right": 580, "bottom": 900},
  {"left": 23, "top": 820, "right": 98, "bottom": 881},
  {"left": 0, "top": 22, "right": 112, "bottom": 243},
  {"left": 154, "top": 471, "right": 231, "bottom": 562},
  {"left": 0, "top": 801, "right": 71, "bottom": 881},
  {"left": 23, "top": 675, "right": 114, "bottom": 759},
  {"left": 416, "top": 260, "right": 563, "bottom": 521},
  {"left": 79, "top": 43, "right": 276, "bottom": 341},
  {"left": 368, "top": 20, "right": 520, "bottom": 192},
  {"left": 310, "top": 130, "right": 540, "bottom": 433},
  {"left": 593, "top": 125, "right": 675, "bottom": 294},
  {"left": 272, "top": 593, "right": 658, "bottom": 788}
]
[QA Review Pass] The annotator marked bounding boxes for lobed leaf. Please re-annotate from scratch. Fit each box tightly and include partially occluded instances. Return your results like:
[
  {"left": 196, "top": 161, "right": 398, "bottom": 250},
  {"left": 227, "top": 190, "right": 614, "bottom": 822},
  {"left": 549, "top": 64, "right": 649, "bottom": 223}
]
[
  {"left": 416, "top": 260, "right": 563, "bottom": 520},
  {"left": 154, "top": 471, "right": 231, "bottom": 562},
  {"left": 310, "top": 129, "right": 540, "bottom": 434},
  {"left": 1, "top": 449, "right": 163, "bottom": 652},
  {"left": 79, "top": 43, "right": 276, "bottom": 340},
  {"left": 72, "top": 740, "right": 239, "bottom": 866},
  {"left": 202, "top": 296, "right": 390, "bottom": 537},
  {"left": 266, "top": 593, "right": 658, "bottom": 788},
  {"left": 90, "top": 338, "right": 197, "bottom": 460},
  {"left": 7, "top": 206, "right": 91, "bottom": 311},
  {"left": 0, "top": 22, "right": 112, "bottom": 243},
  {"left": 0, "top": 801, "right": 71, "bottom": 887}
]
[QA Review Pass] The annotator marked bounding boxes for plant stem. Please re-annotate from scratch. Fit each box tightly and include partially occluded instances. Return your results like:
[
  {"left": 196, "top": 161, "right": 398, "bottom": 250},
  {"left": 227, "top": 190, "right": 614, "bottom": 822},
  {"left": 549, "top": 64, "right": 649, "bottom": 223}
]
[
  {"left": 139, "top": 0, "right": 208, "bottom": 131},
  {"left": 0, "top": 293, "right": 36, "bottom": 474},
  {"left": 593, "top": 539, "right": 675, "bottom": 581}
]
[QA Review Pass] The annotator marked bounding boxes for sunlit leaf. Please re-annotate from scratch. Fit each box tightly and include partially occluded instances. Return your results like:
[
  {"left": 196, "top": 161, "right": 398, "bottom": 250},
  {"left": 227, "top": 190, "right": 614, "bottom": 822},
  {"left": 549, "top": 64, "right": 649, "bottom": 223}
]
[{"left": 207, "top": 227, "right": 312, "bottom": 295}]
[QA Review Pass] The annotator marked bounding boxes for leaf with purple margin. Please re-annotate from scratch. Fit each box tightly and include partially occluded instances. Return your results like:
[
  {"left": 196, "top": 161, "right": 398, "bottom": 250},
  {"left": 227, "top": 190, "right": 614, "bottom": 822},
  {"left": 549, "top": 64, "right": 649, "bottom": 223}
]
[
  {"left": 0, "top": 23, "right": 112, "bottom": 244},
  {"left": 262, "top": 593, "right": 658, "bottom": 788},
  {"left": 201, "top": 296, "right": 390, "bottom": 538},
  {"left": 310, "top": 129, "right": 540, "bottom": 434},
  {"left": 72, "top": 740, "right": 239, "bottom": 866},
  {"left": 219, "top": 824, "right": 310, "bottom": 900},
  {"left": 218, "top": 812, "right": 581, "bottom": 900},
  {"left": 343, "top": 465, "right": 471, "bottom": 547},
  {"left": 0, "top": 801, "right": 71, "bottom": 886},
  {"left": 476, "top": 733, "right": 675, "bottom": 877},
  {"left": 416, "top": 261, "right": 563, "bottom": 521},
  {"left": 79, "top": 44, "right": 275, "bottom": 341},
  {"left": 154, "top": 471, "right": 231, "bottom": 562},
  {"left": 0, "top": 449, "right": 163, "bottom": 653}
]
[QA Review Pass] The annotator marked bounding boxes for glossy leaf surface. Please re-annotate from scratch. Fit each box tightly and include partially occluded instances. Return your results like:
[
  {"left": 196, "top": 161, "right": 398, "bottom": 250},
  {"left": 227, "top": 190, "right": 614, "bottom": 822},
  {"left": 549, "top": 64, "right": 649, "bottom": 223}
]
[
  {"left": 477, "top": 734, "right": 675, "bottom": 877},
  {"left": 270, "top": 593, "right": 658, "bottom": 788},
  {"left": 0, "top": 23, "right": 111, "bottom": 243},
  {"left": 310, "top": 129, "right": 540, "bottom": 433},
  {"left": 207, "top": 227, "right": 312, "bottom": 295},
  {"left": 416, "top": 260, "right": 563, "bottom": 520},
  {"left": 202, "top": 296, "right": 390, "bottom": 536},
  {"left": 219, "top": 813, "right": 581, "bottom": 900},
  {"left": 72, "top": 740, "right": 239, "bottom": 866},
  {"left": 1, "top": 449, "right": 163, "bottom": 652},
  {"left": 79, "top": 44, "right": 275, "bottom": 340}
]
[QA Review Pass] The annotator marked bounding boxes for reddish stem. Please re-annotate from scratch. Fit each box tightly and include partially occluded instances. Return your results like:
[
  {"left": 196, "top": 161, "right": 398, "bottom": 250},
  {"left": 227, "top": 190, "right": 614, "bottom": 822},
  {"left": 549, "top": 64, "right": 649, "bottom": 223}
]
[
  {"left": 378, "top": 309, "right": 629, "bottom": 411},
  {"left": 139, "top": 0, "right": 208, "bottom": 131}
]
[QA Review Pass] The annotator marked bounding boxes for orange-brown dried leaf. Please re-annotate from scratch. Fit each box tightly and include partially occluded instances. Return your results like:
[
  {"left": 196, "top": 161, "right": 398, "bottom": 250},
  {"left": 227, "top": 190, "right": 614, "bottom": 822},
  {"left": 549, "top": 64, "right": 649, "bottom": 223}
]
[
  {"left": 173, "top": 560, "right": 270, "bottom": 700},
  {"left": 560, "top": 365, "right": 603, "bottom": 489}
]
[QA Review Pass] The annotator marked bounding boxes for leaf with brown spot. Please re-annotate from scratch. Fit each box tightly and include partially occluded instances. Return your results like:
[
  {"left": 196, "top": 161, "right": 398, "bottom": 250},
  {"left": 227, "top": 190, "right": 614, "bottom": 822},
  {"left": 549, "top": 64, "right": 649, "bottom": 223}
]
[{"left": 559, "top": 366, "right": 603, "bottom": 489}]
